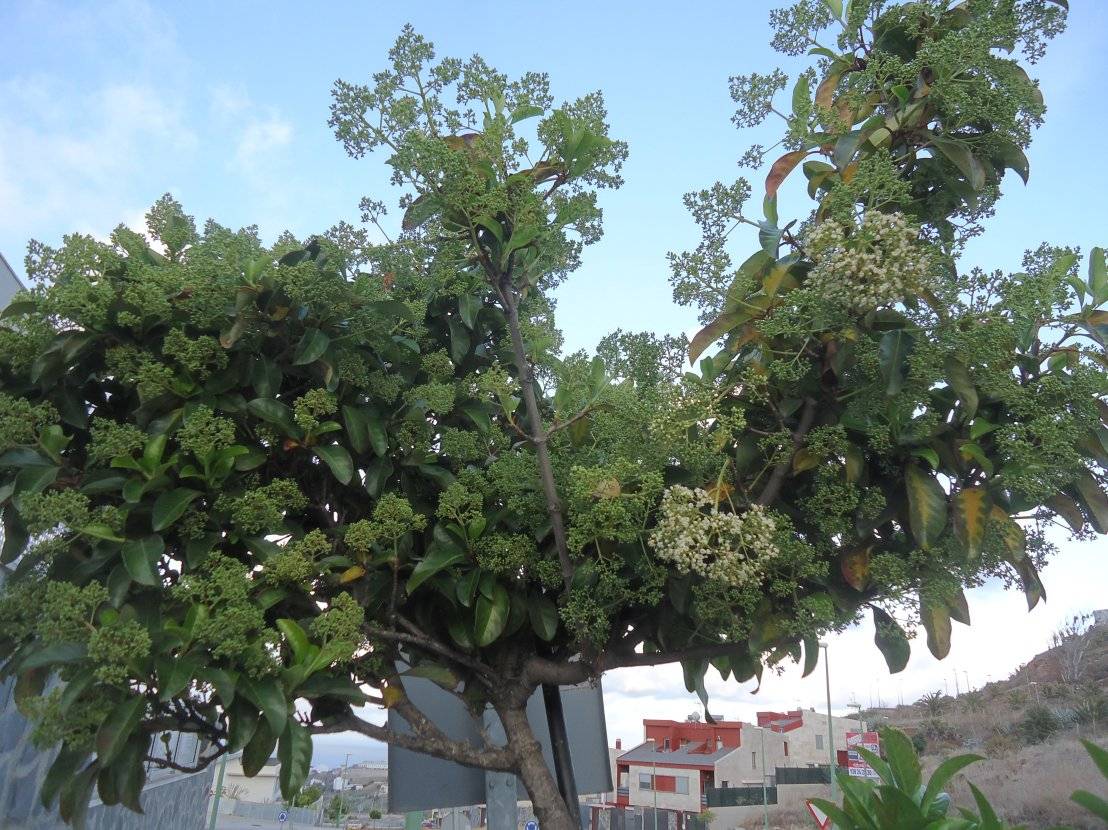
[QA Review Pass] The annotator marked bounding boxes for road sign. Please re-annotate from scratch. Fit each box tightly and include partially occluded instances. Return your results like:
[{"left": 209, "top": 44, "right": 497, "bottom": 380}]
[
  {"left": 525, "top": 821, "right": 538, "bottom": 830},
  {"left": 845, "top": 731, "right": 881, "bottom": 781},
  {"left": 278, "top": 809, "right": 288, "bottom": 823},
  {"left": 806, "top": 801, "right": 831, "bottom": 829}
]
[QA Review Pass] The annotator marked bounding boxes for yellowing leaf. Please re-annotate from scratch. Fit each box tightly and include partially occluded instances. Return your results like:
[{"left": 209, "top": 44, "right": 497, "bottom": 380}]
[
  {"left": 840, "top": 546, "right": 872, "bottom": 591},
  {"left": 952, "top": 488, "right": 990, "bottom": 560},
  {"left": 340, "top": 565, "right": 366, "bottom": 584},
  {"left": 906, "top": 465, "right": 948, "bottom": 549},
  {"left": 381, "top": 685, "right": 404, "bottom": 708},
  {"left": 989, "top": 505, "right": 1025, "bottom": 562},
  {"left": 592, "top": 478, "right": 622, "bottom": 499},
  {"left": 921, "top": 596, "right": 952, "bottom": 659},
  {"left": 765, "top": 150, "right": 808, "bottom": 198}
]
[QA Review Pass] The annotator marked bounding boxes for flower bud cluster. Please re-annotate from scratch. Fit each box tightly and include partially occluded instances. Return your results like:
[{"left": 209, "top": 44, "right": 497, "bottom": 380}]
[
  {"left": 804, "top": 211, "right": 932, "bottom": 311},
  {"left": 648, "top": 486, "right": 779, "bottom": 587}
]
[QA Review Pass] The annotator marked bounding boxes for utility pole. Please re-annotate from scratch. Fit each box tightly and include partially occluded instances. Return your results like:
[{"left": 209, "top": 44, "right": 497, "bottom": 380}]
[
  {"left": 207, "top": 752, "right": 228, "bottom": 830},
  {"left": 758, "top": 728, "right": 768, "bottom": 830},
  {"left": 652, "top": 755, "right": 658, "bottom": 830},
  {"left": 819, "top": 642, "right": 836, "bottom": 802}
]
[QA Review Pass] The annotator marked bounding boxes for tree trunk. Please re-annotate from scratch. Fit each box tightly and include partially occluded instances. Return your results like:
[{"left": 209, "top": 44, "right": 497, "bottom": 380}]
[{"left": 497, "top": 700, "right": 579, "bottom": 830}]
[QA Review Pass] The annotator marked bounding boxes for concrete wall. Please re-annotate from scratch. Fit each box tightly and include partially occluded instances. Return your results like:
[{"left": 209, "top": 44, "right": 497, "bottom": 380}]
[
  {"left": 624, "top": 763, "right": 702, "bottom": 813},
  {"left": 715, "top": 732, "right": 787, "bottom": 787},
  {"left": 772, "top": 713, "right": 855, "bottom": 768},
  {"left": 223, "top": 756, "right": 281, "bottom": 802},
  {"left": 708, "top": 784, "right": 828, "bottom": 830}
]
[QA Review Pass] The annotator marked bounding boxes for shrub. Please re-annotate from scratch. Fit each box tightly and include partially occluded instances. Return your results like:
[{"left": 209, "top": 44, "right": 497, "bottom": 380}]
[{"left": 1020, "top": 704, "right": 1061, "bottom": 744}]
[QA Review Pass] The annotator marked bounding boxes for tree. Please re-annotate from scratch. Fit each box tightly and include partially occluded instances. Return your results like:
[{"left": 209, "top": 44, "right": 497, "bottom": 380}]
[
  {"left": 1051, "top": 612, "right": 1094, "bottom": 684},
  {"left": 0, "top": 3, "right": 1104, "bottom": 830},
  {"left": 916, "top": 690, "right": 947, "bottom": 718},
  {"left": 293, "top": 783, "right": 324, "bottom": 807}
]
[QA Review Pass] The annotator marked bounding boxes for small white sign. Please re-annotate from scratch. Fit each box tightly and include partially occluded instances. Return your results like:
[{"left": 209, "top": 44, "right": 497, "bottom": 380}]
[{"left": 806, "top": 801, "right": 831, "bottom": 830}]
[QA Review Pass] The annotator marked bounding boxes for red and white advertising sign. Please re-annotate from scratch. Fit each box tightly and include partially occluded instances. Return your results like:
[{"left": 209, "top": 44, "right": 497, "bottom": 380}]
[{"left": 845, "top": 731, "right": 881, "bottom": 780}]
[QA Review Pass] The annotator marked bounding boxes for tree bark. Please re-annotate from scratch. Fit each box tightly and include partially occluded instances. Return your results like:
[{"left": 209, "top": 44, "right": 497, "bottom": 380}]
[{"left": 498, "top": 700, "right": 580, "bottom": 830}]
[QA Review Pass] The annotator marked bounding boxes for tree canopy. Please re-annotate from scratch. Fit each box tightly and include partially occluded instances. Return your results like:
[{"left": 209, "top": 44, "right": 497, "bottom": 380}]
[{"left": 0, "top": 2, "right": 1104, "bottom": 828}]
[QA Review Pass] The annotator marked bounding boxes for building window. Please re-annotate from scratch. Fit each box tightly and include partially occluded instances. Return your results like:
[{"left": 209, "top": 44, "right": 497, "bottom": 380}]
[
  {"left": 721, "top": 780, "right": 729, "bottom": 788},
  {"left": 675, "top": 777, "right": 689, "bottom": 795},
  {"left": 783, "top": 741, "right": 789, "bottom": 757},
  {"left": 752, "top": 752, "right": 757, "bottom": 768},
  {"left": 681, "top": 739, "right": 689, "bottom": 747},
  {"left": 655, "top": 775, "right": 676, "bottom": 793},
  {"left": 639, "top": 774, "right": 653, "bottom": 790},
  {"left": 663, "top": 738, "right": 670, "bottom": 750},
  {"left": 815, "top": 734, "right": 824, "bottom": 750}
]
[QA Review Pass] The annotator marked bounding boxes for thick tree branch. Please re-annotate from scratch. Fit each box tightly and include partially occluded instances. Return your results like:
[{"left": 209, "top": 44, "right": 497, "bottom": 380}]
[
  {"left": 499, "top": 283, "right": 575, "bottom": 589},
  {"left": 314, "top": 710, "right": 514, "bottom": 771},
  {"left": 755, "top": 397, "right": 818, "bottom": 507}
]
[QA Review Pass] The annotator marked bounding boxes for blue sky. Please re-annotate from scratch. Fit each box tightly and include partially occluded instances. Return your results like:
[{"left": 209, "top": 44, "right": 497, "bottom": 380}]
[{"left": 2, "top": 0, "right": 1106, "bottom": 770}]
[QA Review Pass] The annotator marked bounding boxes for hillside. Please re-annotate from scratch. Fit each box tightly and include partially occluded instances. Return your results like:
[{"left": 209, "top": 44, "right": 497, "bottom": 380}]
[{"left": 853, "top": 618, "right": 1108, "bottom": 828}]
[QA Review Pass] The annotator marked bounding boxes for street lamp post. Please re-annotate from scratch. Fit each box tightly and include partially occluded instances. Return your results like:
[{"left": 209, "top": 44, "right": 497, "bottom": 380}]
[{"left": 819, "top": 642, "right": 836, "bottom": 801}]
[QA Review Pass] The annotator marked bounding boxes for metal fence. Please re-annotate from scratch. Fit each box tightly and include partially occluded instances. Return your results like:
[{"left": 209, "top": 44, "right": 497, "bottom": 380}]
[
  {"left": 774, "top": 765, "right": 832, "bottom": 785},
  {"left": 705, "top": 785, "right": 778, "bottom": 808}
]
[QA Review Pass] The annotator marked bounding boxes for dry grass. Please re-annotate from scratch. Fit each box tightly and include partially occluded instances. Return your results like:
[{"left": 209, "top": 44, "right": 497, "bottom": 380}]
[{"left": 925, "top": 736, "right": 1104, "bottom": 829}]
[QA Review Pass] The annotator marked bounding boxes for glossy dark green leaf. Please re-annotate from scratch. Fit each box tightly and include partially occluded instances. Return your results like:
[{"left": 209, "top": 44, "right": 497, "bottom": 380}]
[
  {"left": 95, "top": 696, "right": 145, "bottom": 766},
  {"left": 41, "top": 748, "right": 90, "bottom": 809},
  {"left": 293, "top": 329, "right": 330, "bottom": 365},
  {"left": 878, "top": 329, "right": 915, "bottom": 396},
  {"left": 121, "top": 535, "right": 164, "bottom": 586},
  {"left": 242, "top": 676, "right": 287, "bottom": 736},
  {"left": 19, "top": 641, "right": 86, "bottom": 671},
  {"left": 1089, "top": 246, "right": 1108, "bottom": 305},
  {"left": 944, "top": 356, "right": 978, "bottom": 420},
  {"left": 242, "top": 717, "right": 278, "bottom": 777},
  {"left": 247, "top": 398, "right": 299, "bottom": 436},
  {"left": 313, "top": 444, "right": 354, "bottom": 484},
  {"left": 151, "top": 489, "right": 200, "bottom": 532},
  {"left": 872, "top": 607, "right": 910, "bottom": 673},
  {"left": 58, "top": 760, "right": 98, "bottom": 827},
  {"left": 801, "top": 635, "right": 819, "bottom": 678},
  {"left": 278, "top": 720, "right": 314, "bottom": 800},
  {"left": 474, "top": 582, "right": 509, "bottom": 647},
  {"left": 341, "top": 405, "right": 369, "bottom": 454},
  {"left": 365, "top": 413, "right": 388, "bottom": 457},
  {"left": 529, "top": 596, "right": 559, "bottom": 642},
  {"left": 458, "top": 294, "right": 482, "bottom": 329},
  {"left": 407, "top": 541, "right": 465, "bottom": 593},
  {"left": 14, "top": 464, "right": 59, "bottom": 495},
  {"left": 931, "top": 134, "right": 986, "bottom": 190},
  {"left": 227, "top": 701, "right": 260, "bottom": 753}
]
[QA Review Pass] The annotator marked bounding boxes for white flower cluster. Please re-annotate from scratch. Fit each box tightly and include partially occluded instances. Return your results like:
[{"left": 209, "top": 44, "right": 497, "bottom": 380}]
[
  {"left": 804, "top": 211, "right": 932, "bottom": 311},
  {"left": 649, "top": 486, "right": 779, "bottom": 587}
]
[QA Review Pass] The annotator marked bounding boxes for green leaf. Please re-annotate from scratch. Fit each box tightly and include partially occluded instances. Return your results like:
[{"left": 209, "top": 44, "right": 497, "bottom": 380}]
[
  {"left": 277, "top": 619, "right": 311, "bottom": 663},
  {"left": 341, "top": 406, "right": 370, "bottom": 454},
  {"left": 943, "top": 356, "right": 978, "bottom": 420},
  {"left": 18, "top": 641, "right": 86, "bottom": 671},
  {"left": 1074, "top": 468, "right": 1108, "bottom": 534},
  {"left": 820, "top": 0, "right": 843, "bottom": 18},
  {"left": 313, "top": 445, "right": 354, "bottom": 485},
  {"left": 474, "top": 582, "right": 510, "bottom": 647},
  {"left": 151, "top": 488, "right": 201, "bottom": 531},
  {"left": 242, "top": 676, "right": 288, "bottom": 736},
  {"left": 931, "top": 134, "right": 986, "bottom": 190},
  {"left": 921, "top": 596, "right": 952, "bottom": 659},
  {"left": 293, "top": 329, "right": 330, "bottom": 365},
  {"left": 95, "top": 697, "right": 145, "bottom": 766},
  {"left": 365, "top": 412, "right": 388, "bottom": 457},
  {"left": 682, "top": 659, "right": 711, "bottom": 717},
  {"left": 14, "top": 464, "right": 59, "bottom": 495},
  {"left": 227, "top": 701, "right": 260, "bottom": 753},
  {"left": 79, "top": 523, "right": 125, "bottom": 542},
  {"left": 278, "top": 721, "right": 314, "bottom": 801},
  {"left": 923, "top": 753, "right": 984, "bottom": 811},
  {"left": 402, "top": 193, "right": 442, "bottom": 231},
  {"left": 791, "top": 74, "right": 810, "bottom": 118},
  {"left": 878, "top": 329, "right": 915, "bottom": 395},
  {"left": 951, "top": 487, "right": 990, "bottom": 560},
  {"left": 529, "top": 596, "right": 559, "bottom": 642},
  {"left": 403, "top": 664, "right": 459, "bottom": 689},
  {"left": 905, "top": 465, "right": 948, "bottom": 549},
  {"left": 58, "top": 760, "right": 98, "bottom": 827},
  {"left": 879, "top": 726, "right": 921, "bottom": 794},
  {"left": 801, "top": 636, "right": 819, "bottom": 678},
  {"left": 458, "top": 294, "right": 482, "bottom": 329},
  {"left": 968, "top": 783, "right": 1002, "bottom": 828},
  {"left": 510, "top": 104, "right": 544, "bottom": 124},
  {"left": 41, "top": 748, "right": 90, "bottom": 809},
  {"left": 1071, "top": 790, "right": 1108, "bottom": 823},
  {"left": 242, "top": 717, "right": 278, "bottom": 777},
  {"left": 873, "top": 607, "right": 910, "bottom": 673},
  {"left": 688, "top": 308, "right": 748, "bottom": 364},
  {"left": 247, "top": 398, "right": 299, "bottom": 436},
  {"left": 121, "top": 535, "right": 165, "bottom": 586},
  {"left": 1089, "top": 247, "right": 1108, "bottom": 305},
  {"left": 407, "top": 541, "right": 466, "bottom": 593}
]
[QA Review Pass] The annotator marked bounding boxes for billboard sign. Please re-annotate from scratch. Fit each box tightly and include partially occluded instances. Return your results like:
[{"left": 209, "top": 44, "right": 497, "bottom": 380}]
[{"left": 845, "top": 731, "right": 881, "bottom": 780}]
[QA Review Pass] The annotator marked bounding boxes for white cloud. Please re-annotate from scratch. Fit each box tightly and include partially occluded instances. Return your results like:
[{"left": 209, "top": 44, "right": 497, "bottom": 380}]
[{"left": 235, "top": 116, "right": 294, "bottom": 169}]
